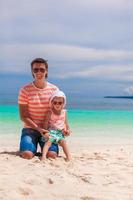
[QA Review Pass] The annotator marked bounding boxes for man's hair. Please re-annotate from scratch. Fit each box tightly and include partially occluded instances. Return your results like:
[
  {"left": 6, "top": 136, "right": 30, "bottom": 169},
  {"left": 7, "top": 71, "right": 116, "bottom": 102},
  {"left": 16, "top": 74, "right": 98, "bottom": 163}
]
[
  {"left": 31, "top": 58, "right": 48, "bottom": 69},
  {"left": 31, "top": 58, "right": 48, "bottom": 78}
]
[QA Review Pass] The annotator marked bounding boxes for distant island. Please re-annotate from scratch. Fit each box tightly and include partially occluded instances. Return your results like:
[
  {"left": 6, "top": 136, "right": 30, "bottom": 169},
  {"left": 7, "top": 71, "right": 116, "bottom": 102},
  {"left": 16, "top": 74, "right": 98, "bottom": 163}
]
[{"left": 104, "top": 96, "right": 133, "bottom": 99}]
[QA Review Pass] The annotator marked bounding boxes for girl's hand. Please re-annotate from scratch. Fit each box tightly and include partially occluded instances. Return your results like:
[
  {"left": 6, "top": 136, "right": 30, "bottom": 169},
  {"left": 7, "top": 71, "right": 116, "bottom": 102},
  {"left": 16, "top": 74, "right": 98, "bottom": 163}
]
[{"left": 62, "top": 129, "right": 71, "bottom": 136}]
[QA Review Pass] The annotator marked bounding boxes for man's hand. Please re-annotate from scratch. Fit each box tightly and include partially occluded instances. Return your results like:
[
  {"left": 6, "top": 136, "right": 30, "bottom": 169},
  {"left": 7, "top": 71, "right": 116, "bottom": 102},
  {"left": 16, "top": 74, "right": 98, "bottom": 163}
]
[
  {"left": 44, "top": 132, "right": 50, "bottom": 141},
  {"left": 37, "top": 127, "right": 49, "bottom": 136}
]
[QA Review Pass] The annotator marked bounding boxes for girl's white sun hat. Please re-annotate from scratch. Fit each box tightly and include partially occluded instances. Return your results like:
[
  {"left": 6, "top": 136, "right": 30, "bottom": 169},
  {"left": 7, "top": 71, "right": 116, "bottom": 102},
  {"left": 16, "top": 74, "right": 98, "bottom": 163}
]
[{"left": 50, "top": 90, "right": 66, "bottom": 107}]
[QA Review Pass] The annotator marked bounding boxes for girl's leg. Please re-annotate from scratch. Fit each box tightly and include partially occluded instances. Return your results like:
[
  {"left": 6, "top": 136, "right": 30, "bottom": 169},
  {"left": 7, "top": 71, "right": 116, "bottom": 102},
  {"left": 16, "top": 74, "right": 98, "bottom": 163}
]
[
  {"left": 59, "top": 140, "right": 71, "bottom": 161},
  {"left": 39, "top": 137, "right": 59, "bottom": 159},
  {"left": 41, "top": 140, "right": 52, "bottom": 160}
]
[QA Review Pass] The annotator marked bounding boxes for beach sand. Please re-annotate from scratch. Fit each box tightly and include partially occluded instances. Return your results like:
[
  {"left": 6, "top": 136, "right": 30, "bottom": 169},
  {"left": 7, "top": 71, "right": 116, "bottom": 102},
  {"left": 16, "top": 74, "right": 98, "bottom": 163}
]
[{"left": 0, "top": 136, "right": 133, "bottom": 200}]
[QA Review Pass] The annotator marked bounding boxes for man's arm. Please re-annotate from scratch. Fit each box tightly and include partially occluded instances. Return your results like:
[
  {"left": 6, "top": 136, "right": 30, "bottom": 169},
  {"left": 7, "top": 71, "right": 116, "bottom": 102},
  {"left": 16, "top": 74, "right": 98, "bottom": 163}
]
[
  {"left": 19, "top": 104, "right": 48, "bottom": 135},
  {"left": 43, "top": 110, "right": 51, "bottom": 130}
]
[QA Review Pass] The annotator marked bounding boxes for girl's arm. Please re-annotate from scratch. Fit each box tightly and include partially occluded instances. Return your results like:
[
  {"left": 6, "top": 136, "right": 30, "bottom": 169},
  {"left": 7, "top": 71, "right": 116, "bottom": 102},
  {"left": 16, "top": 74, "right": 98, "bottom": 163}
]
[{"left": 63, "top": 111, "right": 71, "bottom": 136}]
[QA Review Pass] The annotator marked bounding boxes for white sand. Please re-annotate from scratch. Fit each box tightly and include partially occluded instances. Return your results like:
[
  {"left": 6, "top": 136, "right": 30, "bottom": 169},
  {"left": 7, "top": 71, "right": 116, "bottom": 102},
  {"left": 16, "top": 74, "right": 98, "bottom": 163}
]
[{"left": 0, "top": 135, "right": 133, "bottom": 200}]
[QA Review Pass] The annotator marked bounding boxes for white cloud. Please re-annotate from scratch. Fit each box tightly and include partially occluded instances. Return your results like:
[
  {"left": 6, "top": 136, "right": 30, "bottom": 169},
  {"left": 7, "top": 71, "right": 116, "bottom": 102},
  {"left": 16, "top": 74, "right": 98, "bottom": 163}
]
[
  {"left": 0, "top": 43, "right": 133, "bottom": 76},
  {"left": 51, "top": 64, "right": 133, "bottom": 80},
  {"left": 0, "top": 0, "right": 133, "bottom": 85},
  {"left": 124, "top": 86, "right": 133, "bottom": 95},
  {"left": 1, "top": 0, "right": 133, "bottom": 20},
  {"left": 1, "top": 43, "right": 133, "bottom": 63},
  {"left": 43, "top": 44, "right": 133, "bottom": 61},
  {"left": 0, "top": 0, "right": 132, "bottom": 52}
]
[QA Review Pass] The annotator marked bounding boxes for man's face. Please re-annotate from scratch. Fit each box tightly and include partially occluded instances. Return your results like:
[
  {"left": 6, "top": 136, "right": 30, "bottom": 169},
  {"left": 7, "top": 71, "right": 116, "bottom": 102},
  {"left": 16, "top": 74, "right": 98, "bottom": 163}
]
[{"left": 32, "top": 63, "right": 47, "bottom": 80}]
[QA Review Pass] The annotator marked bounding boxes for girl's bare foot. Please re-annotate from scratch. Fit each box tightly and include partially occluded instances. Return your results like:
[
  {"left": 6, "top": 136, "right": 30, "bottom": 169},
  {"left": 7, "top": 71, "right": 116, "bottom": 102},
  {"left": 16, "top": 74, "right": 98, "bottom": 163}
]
[
  {"left": 65, "top": 157, "right": 71, "bottom": 162},
  {"left": 40, "top": 156, "right": 46, "bottom": 161}
]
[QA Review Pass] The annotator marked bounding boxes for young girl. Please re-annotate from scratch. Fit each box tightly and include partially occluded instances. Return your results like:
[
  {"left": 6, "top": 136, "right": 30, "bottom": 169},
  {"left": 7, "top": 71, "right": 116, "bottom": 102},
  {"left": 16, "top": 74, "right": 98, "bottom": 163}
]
[{"left": 41, "top": 90, "right": 71, "bottom": 161}]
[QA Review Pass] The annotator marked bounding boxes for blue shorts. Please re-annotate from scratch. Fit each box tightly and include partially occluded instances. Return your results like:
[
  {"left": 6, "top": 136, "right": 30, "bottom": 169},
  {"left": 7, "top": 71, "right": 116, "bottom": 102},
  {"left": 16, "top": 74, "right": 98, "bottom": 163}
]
[{"left": 19, "top": 128, "right": 59, "bottom": 154}]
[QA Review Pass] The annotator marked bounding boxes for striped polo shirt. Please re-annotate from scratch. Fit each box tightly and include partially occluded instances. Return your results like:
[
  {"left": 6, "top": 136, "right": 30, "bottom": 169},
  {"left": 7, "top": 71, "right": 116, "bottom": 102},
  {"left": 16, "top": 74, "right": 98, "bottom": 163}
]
[{"left": 18, "top": 82, "right": 58, "bottom": 128}]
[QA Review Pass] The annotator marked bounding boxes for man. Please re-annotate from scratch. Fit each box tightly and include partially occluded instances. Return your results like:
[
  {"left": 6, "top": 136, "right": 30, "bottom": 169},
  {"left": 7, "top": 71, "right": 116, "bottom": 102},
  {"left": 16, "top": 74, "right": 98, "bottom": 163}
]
[{"left": 18, "top": 58, "right": 59, "bottom": 159}]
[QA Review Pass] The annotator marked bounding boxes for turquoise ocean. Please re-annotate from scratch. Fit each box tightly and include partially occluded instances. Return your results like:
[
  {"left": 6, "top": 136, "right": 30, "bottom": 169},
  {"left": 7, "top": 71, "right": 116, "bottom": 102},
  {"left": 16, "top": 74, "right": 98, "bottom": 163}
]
[
  {"left": 1, "top": 96, "right": 133, "bottom": 139},
  {"left": 1, "top": 74, "right": 133, "bottom": 140}
]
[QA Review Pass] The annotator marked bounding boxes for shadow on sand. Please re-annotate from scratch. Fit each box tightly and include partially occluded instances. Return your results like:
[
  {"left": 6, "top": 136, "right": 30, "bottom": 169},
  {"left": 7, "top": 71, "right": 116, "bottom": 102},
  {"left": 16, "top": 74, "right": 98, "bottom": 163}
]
[
  {"left": 0, "top": 151, "right": 20, "bottom": 156},
  {"left": 0, "top": 151, "right": 42, "bottom": 157}
]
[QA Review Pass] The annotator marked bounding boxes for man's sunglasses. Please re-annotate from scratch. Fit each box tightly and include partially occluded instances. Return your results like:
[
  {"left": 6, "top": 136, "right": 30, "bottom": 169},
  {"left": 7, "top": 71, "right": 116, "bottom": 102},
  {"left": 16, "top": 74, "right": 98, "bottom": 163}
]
[
  {"left": 53, "top": 101, "right": 63, "bottom": 105},
  {"left": 33, "top": 68, "right": 46, "bottom": 73}
]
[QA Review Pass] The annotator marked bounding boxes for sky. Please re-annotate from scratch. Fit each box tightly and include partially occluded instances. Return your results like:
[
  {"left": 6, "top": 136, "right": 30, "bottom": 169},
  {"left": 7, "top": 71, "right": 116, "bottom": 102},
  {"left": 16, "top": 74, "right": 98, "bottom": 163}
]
[{"left": 0, "top": 0, "right": 133, "bottom": 96}]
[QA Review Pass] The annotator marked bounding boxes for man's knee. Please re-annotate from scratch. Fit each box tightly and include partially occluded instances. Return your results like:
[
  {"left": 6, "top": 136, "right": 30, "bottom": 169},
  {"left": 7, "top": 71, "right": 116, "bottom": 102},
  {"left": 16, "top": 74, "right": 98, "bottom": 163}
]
[
  {"left": 20, "top": 151, "right": 34, "bottom": 159},
  {"left": 47, "top": 151, "right": 57, "bottom": 159}
]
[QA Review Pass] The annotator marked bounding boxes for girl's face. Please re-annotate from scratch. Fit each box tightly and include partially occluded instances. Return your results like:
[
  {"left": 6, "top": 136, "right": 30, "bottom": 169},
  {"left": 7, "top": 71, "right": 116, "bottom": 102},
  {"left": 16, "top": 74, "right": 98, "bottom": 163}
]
[{"left": 51, "top": 97, "right": 64, "bottom": 112}]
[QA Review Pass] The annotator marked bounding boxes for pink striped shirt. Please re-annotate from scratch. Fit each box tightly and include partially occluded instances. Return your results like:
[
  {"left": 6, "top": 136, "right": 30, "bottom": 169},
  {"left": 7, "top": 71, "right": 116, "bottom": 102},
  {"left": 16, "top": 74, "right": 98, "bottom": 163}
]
[{"left": 18, "top": 82, "right": 58, "bottom": 128}]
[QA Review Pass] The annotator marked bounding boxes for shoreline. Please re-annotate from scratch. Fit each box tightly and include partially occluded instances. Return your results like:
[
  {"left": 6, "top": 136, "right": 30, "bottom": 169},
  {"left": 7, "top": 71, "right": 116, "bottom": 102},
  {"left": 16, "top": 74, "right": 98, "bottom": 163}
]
[{"left": 1, "top": 134, "right": 133, "bottom": 147}]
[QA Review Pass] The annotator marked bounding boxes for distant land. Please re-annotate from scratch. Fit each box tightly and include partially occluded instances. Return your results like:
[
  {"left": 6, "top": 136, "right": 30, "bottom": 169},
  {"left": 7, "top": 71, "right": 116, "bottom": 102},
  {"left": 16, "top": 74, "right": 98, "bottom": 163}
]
[{"left": 104, "top": 96, "right": 133, "bottom": 99}]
